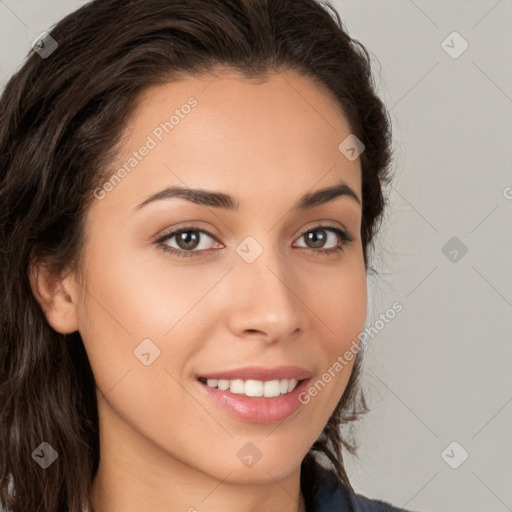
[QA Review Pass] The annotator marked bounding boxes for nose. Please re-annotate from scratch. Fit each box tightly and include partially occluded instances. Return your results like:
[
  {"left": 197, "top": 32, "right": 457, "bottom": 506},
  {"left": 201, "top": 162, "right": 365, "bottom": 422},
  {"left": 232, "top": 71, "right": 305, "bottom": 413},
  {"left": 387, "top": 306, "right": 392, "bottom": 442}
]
[{"left": 226, "top": 242, "right": 309, "bottom": 343}]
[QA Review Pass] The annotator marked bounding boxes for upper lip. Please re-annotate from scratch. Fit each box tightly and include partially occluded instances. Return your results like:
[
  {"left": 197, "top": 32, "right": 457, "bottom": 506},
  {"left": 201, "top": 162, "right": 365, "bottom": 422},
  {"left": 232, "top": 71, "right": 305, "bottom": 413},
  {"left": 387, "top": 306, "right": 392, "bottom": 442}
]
[{"left": 197, "top": 365, "right": 312, "bottom": 382}]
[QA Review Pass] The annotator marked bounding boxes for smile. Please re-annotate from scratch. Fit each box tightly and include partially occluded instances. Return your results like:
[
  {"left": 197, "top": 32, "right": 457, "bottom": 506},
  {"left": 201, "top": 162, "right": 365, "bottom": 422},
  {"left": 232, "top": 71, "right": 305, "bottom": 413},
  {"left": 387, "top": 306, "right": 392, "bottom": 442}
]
[
  {"left": 198, "top": 377, "right": 300, "bottom": 398},
  {"left": 196, "top": 376, "right": 312, "bottom": 423}
]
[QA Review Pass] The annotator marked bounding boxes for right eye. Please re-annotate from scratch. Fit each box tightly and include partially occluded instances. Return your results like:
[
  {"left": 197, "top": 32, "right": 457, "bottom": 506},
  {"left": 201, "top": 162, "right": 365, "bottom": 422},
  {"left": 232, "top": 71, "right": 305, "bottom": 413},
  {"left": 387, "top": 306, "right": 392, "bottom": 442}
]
[{"left": 155, "top": 226, "right": 222, "bottom": 258}]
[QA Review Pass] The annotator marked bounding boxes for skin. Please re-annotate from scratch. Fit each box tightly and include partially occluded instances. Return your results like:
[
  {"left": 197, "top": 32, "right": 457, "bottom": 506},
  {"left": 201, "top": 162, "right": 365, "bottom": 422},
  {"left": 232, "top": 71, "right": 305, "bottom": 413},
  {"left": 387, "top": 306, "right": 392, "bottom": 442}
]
[{"left": 30, "top": 68, "right": 367, "bottom": 512}]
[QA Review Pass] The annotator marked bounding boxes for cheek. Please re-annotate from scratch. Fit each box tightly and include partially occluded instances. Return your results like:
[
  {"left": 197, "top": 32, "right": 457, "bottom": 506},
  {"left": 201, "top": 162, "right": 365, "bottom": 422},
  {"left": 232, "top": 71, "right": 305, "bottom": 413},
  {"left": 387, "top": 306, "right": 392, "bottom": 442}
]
[
  {"left": 79, "top": 243, "right": 220, "bottom": 342},
  {"left": 323, "top": 274, "right": 367, "bottom": 334},
  {"left": 299, "top": 253, "right": 367, "bottom": 402},
  {"left": 76, "top": 247, "right": 229, "bottom": 412},
  {"left": 76, "top": 257, "right": 209, "bottom": 444},
  {"left": 304, "top": 250, "right": 368, "bottom": 345}
]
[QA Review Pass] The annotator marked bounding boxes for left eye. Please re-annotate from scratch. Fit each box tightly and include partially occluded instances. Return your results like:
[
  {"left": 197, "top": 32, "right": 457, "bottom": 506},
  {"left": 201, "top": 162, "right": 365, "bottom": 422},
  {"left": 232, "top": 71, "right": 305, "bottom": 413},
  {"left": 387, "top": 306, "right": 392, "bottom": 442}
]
[
  {"left": 155, "top": 225, "right": 354, "bottom": 258},
  {"left": 294, "top": 227, "right": 344, "bottom": 250}
]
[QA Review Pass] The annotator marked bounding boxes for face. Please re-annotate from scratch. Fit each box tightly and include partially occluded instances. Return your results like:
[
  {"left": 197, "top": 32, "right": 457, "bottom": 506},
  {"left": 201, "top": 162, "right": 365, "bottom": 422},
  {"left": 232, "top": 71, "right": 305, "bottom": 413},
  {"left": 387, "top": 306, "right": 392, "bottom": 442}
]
[{"left": 68, "top": 69, "right": 367, "bottom": 485}]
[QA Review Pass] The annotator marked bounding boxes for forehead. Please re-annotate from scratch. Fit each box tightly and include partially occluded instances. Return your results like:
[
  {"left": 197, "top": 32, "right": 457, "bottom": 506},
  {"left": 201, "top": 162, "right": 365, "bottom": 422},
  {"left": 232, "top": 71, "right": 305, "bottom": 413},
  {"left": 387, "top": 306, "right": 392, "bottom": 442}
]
[{"left": 97, "top": 69, "right": 361, "bottom": 216}]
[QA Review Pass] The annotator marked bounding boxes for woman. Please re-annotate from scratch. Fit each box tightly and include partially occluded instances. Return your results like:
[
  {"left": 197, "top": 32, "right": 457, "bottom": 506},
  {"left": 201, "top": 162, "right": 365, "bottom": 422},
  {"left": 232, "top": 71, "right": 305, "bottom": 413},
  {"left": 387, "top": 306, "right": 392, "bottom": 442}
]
[{"left": 0, "top": 1, "right": 415, "bottom": 511}]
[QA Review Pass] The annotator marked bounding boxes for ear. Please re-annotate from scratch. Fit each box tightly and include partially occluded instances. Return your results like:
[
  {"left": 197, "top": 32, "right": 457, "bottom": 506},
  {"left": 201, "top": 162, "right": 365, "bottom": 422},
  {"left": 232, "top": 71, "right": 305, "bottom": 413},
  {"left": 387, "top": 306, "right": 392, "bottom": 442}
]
[{"left": 28, "top": 255, "right": 80, "bottom": 334}]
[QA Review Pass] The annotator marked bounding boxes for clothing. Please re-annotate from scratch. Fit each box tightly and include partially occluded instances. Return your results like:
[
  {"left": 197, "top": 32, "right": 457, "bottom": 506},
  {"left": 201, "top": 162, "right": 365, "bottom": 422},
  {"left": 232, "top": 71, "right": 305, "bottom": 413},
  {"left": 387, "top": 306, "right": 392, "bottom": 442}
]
[{"left": 301, "top": 459, "right": 419, "bottom": 512}]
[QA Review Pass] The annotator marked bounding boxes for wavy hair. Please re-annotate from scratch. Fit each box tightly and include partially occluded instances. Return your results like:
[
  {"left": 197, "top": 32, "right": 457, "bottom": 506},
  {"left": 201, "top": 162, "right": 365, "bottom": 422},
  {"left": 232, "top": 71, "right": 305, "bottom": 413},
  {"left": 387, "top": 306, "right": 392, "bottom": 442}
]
[{"left": 0, "top": 0, "right": 393, "bottom": 510}]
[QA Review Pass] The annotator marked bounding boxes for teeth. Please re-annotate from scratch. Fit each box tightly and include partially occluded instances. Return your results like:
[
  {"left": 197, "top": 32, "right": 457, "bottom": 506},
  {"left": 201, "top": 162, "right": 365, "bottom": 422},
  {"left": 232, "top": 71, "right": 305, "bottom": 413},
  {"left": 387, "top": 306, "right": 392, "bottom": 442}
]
[{"left": 204, "top": 378, "right": 299, "bottom": 397}]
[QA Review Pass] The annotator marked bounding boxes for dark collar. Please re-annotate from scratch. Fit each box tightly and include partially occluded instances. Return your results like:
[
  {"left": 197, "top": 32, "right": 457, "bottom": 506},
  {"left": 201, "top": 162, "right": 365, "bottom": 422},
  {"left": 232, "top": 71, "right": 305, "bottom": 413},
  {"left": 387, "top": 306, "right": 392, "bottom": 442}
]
[
  {"left": 300, "top": 457, "right": 354, "bottom": 512},
  {"left": 300, "top": 458, "right": 413, "bottom": 512}
]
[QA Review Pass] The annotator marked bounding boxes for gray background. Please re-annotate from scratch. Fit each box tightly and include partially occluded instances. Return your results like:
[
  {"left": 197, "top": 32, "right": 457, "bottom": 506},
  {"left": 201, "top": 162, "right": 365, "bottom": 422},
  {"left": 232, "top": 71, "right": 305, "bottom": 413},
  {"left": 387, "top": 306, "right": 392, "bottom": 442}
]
[{"left": 1, "top": 1, "right": 511, "bottom": 511}]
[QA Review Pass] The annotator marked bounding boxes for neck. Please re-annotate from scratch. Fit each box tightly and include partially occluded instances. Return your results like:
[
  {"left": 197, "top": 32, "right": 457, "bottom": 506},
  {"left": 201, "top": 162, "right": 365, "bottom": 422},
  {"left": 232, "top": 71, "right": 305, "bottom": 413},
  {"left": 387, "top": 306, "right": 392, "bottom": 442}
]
[
  {"left": 85, "top": 399, "right": 308, "bottom": 512},
  {"left": 87, "top": 463, "right": 307, "bottom": 512}
]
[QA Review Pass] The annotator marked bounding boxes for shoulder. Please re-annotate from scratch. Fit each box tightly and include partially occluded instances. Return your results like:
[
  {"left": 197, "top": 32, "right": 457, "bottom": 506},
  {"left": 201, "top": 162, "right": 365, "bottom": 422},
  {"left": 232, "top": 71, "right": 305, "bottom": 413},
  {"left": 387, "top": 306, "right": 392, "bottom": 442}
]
[
  {"left": 349, "top": 490, "right": 417, "bottom": 512},
  {"left": 301, "top": 459, "right": 421, "bottom": 512}
]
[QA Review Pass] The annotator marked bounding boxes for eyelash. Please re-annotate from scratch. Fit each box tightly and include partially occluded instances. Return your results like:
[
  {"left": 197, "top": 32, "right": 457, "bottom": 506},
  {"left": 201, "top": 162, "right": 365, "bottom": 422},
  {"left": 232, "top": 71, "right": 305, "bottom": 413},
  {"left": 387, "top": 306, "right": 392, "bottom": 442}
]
[{"left": 155, "top": 222, "right": 355, "bottom": 259}]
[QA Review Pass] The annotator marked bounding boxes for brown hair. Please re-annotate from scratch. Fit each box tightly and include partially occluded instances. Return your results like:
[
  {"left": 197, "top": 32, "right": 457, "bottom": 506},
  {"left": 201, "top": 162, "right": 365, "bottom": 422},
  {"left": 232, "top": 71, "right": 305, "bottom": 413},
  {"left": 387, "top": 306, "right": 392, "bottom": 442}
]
[{"left": 0, "top": 0, "right": 393, "bottom": 510}]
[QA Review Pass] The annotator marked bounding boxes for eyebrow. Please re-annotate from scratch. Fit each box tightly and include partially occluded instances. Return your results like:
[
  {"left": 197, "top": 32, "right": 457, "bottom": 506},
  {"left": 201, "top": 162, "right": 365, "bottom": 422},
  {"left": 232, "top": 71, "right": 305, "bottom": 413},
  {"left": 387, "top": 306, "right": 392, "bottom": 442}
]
[{"left": 133, "top": 180, "right": 361, "bottom": 213}]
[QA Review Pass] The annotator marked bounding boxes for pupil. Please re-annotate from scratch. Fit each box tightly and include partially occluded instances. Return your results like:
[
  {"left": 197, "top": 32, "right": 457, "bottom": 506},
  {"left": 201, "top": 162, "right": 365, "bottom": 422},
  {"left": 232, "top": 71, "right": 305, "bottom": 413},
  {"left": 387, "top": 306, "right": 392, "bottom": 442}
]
[
  {"left": 178, "top": 231, "right": 199, "bottom": 250},
  {"left": 307, "top": 230, "right": 326, "bottom": 248}
]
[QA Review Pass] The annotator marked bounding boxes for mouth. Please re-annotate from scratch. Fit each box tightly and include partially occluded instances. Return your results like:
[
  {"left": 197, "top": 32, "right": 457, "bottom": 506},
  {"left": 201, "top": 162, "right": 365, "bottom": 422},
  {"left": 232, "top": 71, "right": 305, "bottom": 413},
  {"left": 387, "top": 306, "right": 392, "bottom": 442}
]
[
  {"left": 197, "top": 376, "right": 305, "bottom": 398},
  {"left": 195, "top": 375, "right": 313, "bottom": 423}
]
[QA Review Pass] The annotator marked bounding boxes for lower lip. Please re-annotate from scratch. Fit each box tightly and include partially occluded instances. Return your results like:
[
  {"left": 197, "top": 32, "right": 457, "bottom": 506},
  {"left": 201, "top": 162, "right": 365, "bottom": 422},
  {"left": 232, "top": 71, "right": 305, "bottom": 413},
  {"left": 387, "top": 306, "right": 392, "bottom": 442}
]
[{"left": 196, "top": 378, "right": 312, "bottom": 424}]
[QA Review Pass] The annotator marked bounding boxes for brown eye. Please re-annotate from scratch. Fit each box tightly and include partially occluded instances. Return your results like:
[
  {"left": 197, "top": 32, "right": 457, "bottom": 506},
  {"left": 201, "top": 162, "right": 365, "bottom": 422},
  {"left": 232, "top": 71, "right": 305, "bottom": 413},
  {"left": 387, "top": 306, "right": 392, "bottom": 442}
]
[
  {"left": 155, "top": 224, "right": 354, "bottom": 259},
  {"left": 156, "top": 226, "right": 221, "bottom": 258},
  {"left": 294, "top": 226, "right": 354, "bottom": 255}
]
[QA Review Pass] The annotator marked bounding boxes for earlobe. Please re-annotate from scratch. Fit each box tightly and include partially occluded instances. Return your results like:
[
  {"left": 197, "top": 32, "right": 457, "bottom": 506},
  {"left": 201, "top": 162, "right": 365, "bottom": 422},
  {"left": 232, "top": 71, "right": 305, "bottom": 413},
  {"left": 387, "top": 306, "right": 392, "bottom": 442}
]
[{"left": 28, "top": 258, "right": 80, "bottom": 335}]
